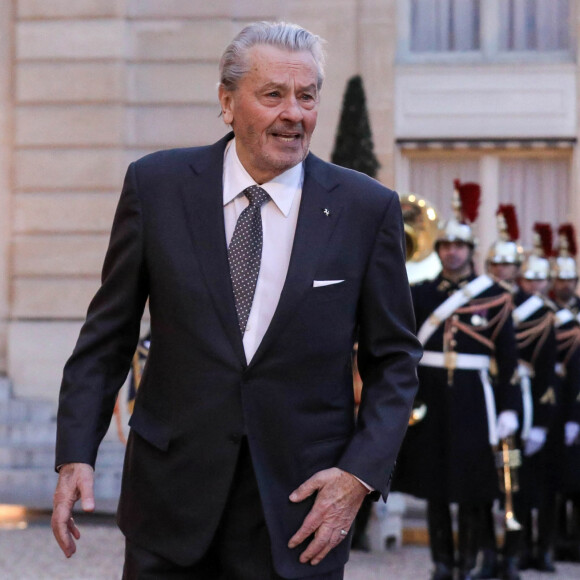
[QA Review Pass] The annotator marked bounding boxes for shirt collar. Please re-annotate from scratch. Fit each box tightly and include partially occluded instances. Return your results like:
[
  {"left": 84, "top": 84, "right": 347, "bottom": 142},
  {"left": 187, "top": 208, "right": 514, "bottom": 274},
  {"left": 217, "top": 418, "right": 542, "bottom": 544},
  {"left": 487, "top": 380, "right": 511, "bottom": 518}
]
[{"left": 223, "top": 138, "right": 303, "bottom": 217}]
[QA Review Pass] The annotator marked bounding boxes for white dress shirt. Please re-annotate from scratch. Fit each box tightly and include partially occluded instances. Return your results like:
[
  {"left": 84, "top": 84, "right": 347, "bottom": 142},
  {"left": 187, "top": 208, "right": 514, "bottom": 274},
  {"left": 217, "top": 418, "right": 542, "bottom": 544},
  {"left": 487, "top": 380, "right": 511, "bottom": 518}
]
[
  {"left": 223, "top": 139, "right": 302, "bottom": 363},
  {"left": 223, "top": 141, "right": 373, "bottom": 493}
]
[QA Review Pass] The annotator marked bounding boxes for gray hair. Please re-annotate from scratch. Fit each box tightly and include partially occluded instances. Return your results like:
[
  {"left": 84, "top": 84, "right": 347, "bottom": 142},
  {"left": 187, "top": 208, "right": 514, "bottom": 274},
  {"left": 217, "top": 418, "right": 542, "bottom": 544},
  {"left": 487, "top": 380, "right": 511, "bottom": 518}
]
[{"left": 219, "top": 21, "right": 326, "bottom": 92}]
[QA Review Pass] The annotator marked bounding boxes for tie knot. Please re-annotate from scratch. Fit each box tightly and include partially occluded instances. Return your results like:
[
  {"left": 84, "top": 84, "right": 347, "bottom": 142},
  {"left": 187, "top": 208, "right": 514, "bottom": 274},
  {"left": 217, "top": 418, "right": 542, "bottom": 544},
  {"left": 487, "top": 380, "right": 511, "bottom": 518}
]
[{"left": 244, "top": 185, "right": 270, "bottom": 208}]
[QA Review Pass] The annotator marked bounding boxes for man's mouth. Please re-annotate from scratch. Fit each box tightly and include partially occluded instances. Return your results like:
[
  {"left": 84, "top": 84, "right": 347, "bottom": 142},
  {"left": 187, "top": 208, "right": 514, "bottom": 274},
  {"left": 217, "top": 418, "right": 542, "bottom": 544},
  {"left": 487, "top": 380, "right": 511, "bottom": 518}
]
[{"left": 270, "top": 130, "right": 302, "bottom": 142}]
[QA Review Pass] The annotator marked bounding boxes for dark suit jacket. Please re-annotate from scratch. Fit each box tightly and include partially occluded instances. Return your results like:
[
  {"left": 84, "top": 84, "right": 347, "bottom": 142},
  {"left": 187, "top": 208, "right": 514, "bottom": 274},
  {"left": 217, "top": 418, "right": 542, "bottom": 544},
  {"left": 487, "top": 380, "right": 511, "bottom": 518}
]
[{"left": 55, "top": 133, "right": 421, "bottom": 578}]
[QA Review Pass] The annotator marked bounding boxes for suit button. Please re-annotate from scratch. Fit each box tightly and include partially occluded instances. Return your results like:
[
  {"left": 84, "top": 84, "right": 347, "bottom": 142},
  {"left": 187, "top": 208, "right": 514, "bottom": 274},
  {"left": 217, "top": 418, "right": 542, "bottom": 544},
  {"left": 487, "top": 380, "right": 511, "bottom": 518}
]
[{"left": 229, "top": 433, "right": 243, "bottom": 444}]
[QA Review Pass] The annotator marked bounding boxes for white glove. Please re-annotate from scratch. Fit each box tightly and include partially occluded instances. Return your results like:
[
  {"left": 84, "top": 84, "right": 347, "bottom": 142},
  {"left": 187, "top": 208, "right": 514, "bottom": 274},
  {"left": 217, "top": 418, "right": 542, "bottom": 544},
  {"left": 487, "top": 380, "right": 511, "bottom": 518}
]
[
  {"left": 565, "top": 422, "right": 580, "bottom": 446},
  {"left": 496, "top": 410, "right": 519, "bottom": 440},
  {"left": 524, "top": 426, "right": 547, "bottom": 456}
]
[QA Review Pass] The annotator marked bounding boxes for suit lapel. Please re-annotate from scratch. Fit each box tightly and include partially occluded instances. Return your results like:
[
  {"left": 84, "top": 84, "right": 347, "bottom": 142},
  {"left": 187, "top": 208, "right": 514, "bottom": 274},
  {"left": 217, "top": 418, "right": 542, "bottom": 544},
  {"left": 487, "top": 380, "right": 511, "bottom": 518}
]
[
  {"left": 248, "top": 154, "right": 343, "bottom": 368},
  {"left": 181, "top": 133, "right": 247, "bottom": 367}
]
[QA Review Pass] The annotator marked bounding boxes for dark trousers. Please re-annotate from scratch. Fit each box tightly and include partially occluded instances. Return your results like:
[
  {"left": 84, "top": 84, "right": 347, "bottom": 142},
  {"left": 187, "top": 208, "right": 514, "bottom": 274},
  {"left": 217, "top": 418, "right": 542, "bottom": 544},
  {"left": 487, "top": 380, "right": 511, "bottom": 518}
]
[{"left": 122, "top": 438, "right": 344, "bottom": 580}]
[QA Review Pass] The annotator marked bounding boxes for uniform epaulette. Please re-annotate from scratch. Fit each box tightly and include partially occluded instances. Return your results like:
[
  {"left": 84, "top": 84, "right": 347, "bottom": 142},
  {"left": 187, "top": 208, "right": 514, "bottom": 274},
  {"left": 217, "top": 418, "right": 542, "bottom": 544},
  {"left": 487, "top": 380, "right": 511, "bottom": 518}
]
[
  {"left": 542, "top": 296, "right": 558, "bottom": 312},
  {"left": 496, "top": 279, "right": 515, "bottom": 293}
]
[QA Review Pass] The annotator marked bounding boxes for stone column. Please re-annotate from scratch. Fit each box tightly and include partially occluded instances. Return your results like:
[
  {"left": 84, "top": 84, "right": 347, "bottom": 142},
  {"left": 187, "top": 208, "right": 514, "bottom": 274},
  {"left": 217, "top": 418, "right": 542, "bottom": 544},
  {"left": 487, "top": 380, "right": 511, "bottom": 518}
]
[{"left": 0, "top": 0, "right": 13, "bottom": 375}]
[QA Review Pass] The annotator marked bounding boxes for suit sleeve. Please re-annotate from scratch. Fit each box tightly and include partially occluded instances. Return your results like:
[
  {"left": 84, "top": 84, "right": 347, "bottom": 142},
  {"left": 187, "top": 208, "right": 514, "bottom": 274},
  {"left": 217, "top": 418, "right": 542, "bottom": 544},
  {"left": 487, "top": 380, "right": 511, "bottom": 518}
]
[
  {"left": 55, "top": 162, "right": 149, "bottom": 470},
  {"left": 336, "top": 193, "right": 422, "bottom": 499}
]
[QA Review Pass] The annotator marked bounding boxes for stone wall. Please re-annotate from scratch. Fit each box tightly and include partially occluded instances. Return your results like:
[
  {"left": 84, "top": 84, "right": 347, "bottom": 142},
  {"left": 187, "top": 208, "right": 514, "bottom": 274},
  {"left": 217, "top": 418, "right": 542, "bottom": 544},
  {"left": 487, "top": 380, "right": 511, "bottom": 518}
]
[
  {"left": 0, "top": 1, "right": 13, "bottom": 376},
  {"left": 4, "top": 0, "right": 396, "bottom": 400}
]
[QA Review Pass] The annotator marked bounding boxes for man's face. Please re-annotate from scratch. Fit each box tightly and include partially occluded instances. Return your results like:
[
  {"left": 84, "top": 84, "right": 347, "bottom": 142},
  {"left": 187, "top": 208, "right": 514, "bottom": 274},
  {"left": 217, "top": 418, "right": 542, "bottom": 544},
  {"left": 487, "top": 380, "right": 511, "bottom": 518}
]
[
  {"left": 488, "top": 262, "right": 519, "bottom": 283},
  {"left": 552, "top": 277, "right": 579, "bottom": 303},
  {"left": 519, "top": 278, "right": 549, "bottom": 296},
  {"left": 219, "top": 45, "right": 319, "bottom": 184},
  {"left": 437, "top": 241, "right": 472, "bottom": 275}
]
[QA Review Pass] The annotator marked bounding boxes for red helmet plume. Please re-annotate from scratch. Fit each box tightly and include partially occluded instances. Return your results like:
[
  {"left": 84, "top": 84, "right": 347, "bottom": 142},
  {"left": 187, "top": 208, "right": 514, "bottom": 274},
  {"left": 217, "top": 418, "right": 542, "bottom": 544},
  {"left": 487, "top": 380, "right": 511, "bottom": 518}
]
[
  {"left": 497, "top": 204, "right": 519, "bottom": 242},
  {"left": 533, "top": 223, "right": 553, "bottom": 258},
  {"left": 558, "top": 223, "right": 577, "bottom": 257},
  {"left": 453, "top": 179, "right": 480, "bottom": 224}
]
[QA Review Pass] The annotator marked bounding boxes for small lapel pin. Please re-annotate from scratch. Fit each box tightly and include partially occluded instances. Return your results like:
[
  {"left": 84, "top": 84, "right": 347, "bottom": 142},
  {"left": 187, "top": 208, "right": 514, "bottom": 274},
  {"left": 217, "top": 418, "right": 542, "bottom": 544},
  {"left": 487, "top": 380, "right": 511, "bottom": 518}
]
[{"left": 322, "top": 208, "right": 331, "bottom": 217}]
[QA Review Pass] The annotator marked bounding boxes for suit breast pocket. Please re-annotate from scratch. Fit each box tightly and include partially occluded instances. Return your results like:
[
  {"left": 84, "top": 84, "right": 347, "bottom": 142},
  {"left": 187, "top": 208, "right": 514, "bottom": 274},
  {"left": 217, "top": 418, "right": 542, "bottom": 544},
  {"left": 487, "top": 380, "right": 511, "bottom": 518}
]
[{"left": 308, "top": 281, "right": 348, "bottom": 304}]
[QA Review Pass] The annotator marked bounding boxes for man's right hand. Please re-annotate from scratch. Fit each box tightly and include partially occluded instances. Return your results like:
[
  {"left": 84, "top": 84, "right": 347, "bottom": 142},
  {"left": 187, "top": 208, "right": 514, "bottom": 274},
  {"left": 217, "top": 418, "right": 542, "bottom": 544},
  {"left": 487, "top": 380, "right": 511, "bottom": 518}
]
[{"left": 51, "top": 462, "right": 95, "bottom": 558}]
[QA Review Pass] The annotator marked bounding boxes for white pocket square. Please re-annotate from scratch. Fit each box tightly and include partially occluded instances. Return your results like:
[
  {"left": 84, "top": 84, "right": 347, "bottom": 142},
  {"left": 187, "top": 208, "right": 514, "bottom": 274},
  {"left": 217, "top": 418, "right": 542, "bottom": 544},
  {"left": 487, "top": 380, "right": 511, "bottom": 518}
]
[{"left": 313, "top": 280, "right": 345, "bottom": 288}]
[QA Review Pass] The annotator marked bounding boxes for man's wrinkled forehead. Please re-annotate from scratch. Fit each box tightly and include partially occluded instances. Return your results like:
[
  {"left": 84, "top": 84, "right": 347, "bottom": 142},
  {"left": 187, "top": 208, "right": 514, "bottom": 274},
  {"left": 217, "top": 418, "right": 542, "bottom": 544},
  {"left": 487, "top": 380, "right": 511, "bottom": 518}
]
[{"left": 240, "top": 44, "right": 322, "bottom": 89}]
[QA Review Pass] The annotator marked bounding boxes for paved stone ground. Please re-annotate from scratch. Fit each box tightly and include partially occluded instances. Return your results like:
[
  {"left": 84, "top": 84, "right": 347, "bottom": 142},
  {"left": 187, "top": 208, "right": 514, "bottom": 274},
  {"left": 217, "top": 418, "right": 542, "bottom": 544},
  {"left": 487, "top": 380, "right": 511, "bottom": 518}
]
[{"left": 1, "top": 516, "right": 580, "bottom": 579}]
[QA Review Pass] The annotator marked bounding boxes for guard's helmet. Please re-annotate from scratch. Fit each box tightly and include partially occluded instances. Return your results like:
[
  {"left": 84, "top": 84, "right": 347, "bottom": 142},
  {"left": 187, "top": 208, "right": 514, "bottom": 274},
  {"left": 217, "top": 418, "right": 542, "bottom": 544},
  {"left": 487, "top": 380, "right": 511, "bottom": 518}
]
[
  {"left": 521, "top": 223, "right": 552, "bottom": 281},
  {"left": 435, "top": 180, "right": 480, "bottom": 249},
  {"left": 487, "top": 204, "right": 524, "bottom": 265},
  {"left": 551, "top": 223, "right": 578, "bottom": 280}
]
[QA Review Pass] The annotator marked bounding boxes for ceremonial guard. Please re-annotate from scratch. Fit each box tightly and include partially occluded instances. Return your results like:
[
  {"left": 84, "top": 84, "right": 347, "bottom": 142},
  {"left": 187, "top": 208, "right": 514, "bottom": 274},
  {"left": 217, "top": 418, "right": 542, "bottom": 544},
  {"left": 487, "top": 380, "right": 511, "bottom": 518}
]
[
  {"left": 479, "top": 216, "right": 558, "bottom": 580},
  {"left": 393, "top": 182, "right": 521, "bottom": 580},
  {"left": 548, "top": 224, "right": 580, "bottom": 565}
]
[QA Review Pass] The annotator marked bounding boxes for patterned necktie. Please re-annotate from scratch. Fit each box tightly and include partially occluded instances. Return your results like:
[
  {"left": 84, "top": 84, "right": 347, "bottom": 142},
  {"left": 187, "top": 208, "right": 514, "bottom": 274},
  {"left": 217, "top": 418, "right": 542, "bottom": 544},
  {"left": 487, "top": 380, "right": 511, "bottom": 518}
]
[{"left": 228, "top": 185, "right": 271, "bottom": 334}]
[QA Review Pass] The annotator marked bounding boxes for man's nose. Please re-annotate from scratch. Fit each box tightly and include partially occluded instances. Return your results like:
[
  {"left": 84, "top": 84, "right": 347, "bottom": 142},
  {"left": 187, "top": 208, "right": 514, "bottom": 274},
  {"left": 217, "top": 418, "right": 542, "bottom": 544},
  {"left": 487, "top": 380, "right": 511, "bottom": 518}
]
[{"left": 280, "top": 96, "right": 304, "bottom": 122}]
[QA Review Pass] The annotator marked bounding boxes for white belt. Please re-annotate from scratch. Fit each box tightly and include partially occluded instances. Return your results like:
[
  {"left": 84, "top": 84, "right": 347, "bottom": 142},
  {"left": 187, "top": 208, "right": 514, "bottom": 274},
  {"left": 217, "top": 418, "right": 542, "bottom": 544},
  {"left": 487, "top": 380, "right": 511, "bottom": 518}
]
[
  {"left": 420, "top": 351, "right": 490, "bottom": 370},
  {"left": 420, "top": 350, "right": 498, "bottom": 445},
  {"left": 518, "top": 362, "right": 533, "bottom": 441}
]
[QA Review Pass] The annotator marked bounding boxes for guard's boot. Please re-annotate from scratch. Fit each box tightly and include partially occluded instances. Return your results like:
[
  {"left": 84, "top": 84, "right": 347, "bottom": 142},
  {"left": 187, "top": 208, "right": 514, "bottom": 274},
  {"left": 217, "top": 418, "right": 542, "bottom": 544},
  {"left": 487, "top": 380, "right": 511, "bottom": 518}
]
[
  {"left": 457, "top": 503, "right": 480, "bottom": 580},
  {"left": 473, "top": 548, "right": 499, "bottom": 579},
  {"left": 502, "top": 521, "right": 523, "bottom": 579},
  {"left": 518, "top": 511, "right": 534, "bottom": 570},
  {"left": 427, "top": 501, "right": 455, "bottom": 580},
  {"left": 473, "top": 503, "right": 499, "bottom": 579},
  {"left": 535, "top": 551, "right": 556, "bottom": 572},
  {"left": 568, "top": 498, "right": 580, "bottom": 562},
  {"left": 500, "top": 557, "right": 520, "bottom": 580},
  {"left": 431, "top": 562, "right": 453, "bottom": 580},
  {"left": 537, "top": 491, "right": 557, "bottom": 571}
]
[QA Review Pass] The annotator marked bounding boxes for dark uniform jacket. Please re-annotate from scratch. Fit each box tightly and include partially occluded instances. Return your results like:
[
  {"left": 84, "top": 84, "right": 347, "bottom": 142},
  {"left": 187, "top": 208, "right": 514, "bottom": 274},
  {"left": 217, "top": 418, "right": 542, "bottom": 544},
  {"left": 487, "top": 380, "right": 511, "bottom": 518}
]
[
  {"left": 549, "top": 295, "right": 580, "bottom": 493},
  {"left": 512, "top": 287, "right": 558, "bottom": 431},
  {"left": 393, "top": 272, "right": 520, "bottom": 503},
  {"left": 512, "top": 287, "right": 558, "bottom": 505}
]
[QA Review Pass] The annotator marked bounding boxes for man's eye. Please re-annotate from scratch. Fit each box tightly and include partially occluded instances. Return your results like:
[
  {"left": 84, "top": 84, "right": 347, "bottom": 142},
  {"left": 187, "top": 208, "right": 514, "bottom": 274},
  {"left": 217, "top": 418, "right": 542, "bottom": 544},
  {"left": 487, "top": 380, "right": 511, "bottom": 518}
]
[{"left": 267, "top": 91, "right": 280, "bottom": 98}]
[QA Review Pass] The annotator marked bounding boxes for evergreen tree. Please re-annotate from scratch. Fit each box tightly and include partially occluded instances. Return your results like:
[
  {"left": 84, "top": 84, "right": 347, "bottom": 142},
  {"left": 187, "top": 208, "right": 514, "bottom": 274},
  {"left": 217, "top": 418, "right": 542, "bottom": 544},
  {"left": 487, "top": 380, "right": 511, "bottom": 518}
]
[{"left": 331, "top": 75, "right": 380, "bottom": 178}]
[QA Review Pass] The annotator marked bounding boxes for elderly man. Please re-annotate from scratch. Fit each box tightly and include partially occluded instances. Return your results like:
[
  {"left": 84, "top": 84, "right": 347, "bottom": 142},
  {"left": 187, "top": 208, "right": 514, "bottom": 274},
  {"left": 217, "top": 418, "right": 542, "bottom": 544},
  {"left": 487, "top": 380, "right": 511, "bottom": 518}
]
[{"left": 51, "top": 21, "right": 420, "bottom": 580}]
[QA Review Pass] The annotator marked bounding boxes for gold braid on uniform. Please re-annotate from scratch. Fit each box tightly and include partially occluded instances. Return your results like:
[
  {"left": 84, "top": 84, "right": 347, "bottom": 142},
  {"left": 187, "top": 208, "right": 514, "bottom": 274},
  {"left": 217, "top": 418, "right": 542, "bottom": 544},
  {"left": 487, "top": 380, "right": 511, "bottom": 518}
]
[
  {"left": 557, "top": 325, "right": 580, "bottom": 368},
  {"left": 516, "top": 311, "right": 555, "bottom": 366},
  {"left": 451, "top": 293, "right": 513, "bottom": 351}
]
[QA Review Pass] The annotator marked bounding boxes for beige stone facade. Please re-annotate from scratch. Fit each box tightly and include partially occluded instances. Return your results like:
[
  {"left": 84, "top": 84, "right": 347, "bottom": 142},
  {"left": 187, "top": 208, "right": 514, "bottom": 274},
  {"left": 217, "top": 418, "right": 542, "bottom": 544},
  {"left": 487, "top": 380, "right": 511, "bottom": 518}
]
[
  {"left": 1, "top": 0, "right": 578, "bottom": 403},
  {"left": 1, "top": 0, "right": 397, "bottom": 400}
]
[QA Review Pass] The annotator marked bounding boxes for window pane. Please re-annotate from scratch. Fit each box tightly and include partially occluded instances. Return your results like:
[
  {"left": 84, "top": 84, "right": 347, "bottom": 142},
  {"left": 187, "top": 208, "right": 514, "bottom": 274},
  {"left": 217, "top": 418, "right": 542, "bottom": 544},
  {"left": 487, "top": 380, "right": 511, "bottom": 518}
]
[
  {"left": 499, "top": 0, "right": 570, "bottom": 52},
  {"left": 410, "top": 0, "right": 480, "bottom": 52},
  {"left": 499, "top": 157, "right": 570, "bottom": 249}
]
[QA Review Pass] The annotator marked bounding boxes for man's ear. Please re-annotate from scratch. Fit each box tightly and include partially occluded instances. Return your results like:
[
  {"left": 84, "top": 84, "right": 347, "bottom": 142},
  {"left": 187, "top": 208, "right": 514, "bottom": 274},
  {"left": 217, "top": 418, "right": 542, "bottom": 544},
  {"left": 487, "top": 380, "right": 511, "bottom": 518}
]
[{"left": 218, "top": 85, "right": 234, "bottom": 125}]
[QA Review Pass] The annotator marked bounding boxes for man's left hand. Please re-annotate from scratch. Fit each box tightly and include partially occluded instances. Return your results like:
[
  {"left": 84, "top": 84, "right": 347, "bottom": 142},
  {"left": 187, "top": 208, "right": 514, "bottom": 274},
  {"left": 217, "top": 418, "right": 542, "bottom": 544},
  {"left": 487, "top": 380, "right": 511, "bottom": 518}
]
[{"left": 288, "top": 467, "right": 368, "bottom": 566}]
